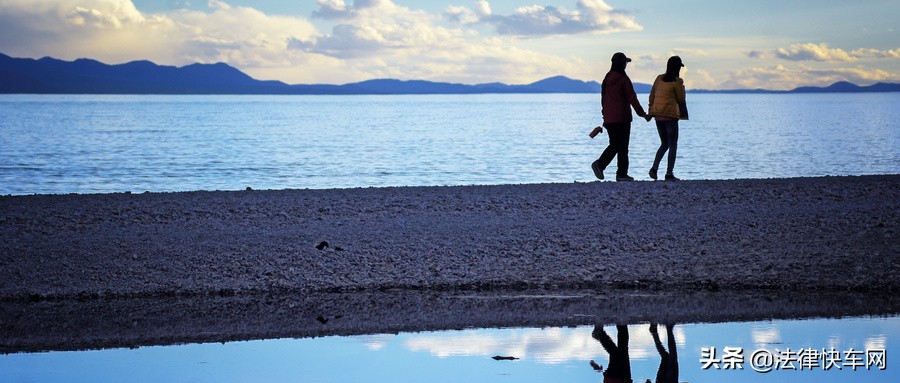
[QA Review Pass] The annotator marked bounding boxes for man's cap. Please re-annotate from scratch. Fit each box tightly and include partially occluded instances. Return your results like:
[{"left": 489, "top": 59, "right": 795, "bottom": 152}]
[
  {"left": 668, "top": 55, "right": 685, "bottom": 67},
  {"left": 611, "top": 52, "right": 632, "bottom": 63}
]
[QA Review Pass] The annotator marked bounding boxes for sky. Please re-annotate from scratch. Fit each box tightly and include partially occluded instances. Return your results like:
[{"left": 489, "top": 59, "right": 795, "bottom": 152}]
[{"left": 0, "top": 0, "right": 897, "bottom": 89}]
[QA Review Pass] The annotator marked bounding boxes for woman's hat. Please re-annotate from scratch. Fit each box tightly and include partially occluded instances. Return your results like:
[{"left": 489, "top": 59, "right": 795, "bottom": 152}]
[{"left": 611, "top": 52, "right": 632, "bottom": 63}]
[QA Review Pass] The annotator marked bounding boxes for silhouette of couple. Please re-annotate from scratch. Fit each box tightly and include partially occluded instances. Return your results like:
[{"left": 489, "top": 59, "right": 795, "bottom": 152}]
[
  {"left": 591, "top": 53, "right": 688, "bottom": 182},
  {"left": 592, "top": 323, "right": 679, "bottom": 383}
]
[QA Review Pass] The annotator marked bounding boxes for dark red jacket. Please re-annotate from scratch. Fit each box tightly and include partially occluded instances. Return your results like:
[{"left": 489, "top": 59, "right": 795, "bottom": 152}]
[{"left": 601, "top": 71, "right": 646, "bottom": 124}]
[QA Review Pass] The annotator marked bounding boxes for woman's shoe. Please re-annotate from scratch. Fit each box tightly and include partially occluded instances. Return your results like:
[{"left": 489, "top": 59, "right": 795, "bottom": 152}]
[
  {"left": 665, "top": 174, "right": 680, "bottom": 181},
  {"left": 616, "top": 175, "right": 635, "bottom": 182},
  {"left": 649, "top": 168, "right": 658, "bottom": 180}
]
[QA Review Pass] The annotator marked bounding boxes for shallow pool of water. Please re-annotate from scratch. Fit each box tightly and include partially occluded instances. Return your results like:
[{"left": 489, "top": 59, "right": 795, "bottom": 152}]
[{"left": 2, "top": 315, "right": 895, "bottom": 383}]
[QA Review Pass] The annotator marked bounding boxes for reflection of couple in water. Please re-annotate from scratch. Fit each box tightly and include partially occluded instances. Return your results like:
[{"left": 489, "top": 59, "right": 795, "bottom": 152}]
[{"left": 592, "top": 323, "right": 679, "bottom": 383}]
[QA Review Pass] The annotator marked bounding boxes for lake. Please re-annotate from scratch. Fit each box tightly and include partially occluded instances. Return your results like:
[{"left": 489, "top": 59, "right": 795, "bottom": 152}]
[
  {"left": 1, "top": 93, "right": 898, "bottom": 195},
  {"left": 2, "top": 316, "right": 896, "bottom": 383}
]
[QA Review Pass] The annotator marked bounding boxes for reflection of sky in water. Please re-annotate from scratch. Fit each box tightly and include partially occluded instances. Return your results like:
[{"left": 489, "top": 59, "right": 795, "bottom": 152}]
[
  {"left": 401, "top": 325, "right": 687, "bottom": 364},
  {"left": 1, "top": 316, "right": 896, "bottom": 383},
  {"left": 751, "top": 324, "right": 782, "bottom": 347}
]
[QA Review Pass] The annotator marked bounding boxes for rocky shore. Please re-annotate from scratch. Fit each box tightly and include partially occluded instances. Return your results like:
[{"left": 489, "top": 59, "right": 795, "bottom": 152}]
[
  {"left": 1, "top": 175, "right": 898, "bottom": 353},
  {"left": 2, "top": 175, "right": 897, "bottom": 300}
]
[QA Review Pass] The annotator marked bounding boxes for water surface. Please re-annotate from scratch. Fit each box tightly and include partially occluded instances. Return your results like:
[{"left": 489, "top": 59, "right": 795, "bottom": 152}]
[
  {"left": 2, "top": 316, "right": 895, "bottom": 383},
  {"left": 1, "top": 93, "right": 897, "bottom": 194}
]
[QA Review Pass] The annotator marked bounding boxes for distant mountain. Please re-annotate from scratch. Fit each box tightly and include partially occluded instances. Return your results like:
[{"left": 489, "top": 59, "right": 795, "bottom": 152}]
[
  {"left": 0, "top": 53, "right": 288, "bottom": 94},
  {"left": 0, "top": 53, "right": 604, "bottom": 95},
  {"left": 523, "top": 75, "right": 602, "bottom": 93},
  {"left": 791, "top": 81, "right": 900, "bottom": 93},
  {"left": 693, "top": 81, "right": 900, "bottom": 94},
  {"left": 1, "top": 53, "right": 896, "bottom": 95}
]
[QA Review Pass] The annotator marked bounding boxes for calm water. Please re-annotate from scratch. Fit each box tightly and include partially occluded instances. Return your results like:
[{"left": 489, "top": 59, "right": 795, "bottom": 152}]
[
  {"left": 1, "top": 316, "right": 896, "bottom": 383},
  {"left": 0, "top": 93, "right": 898, "bottom": 195}
]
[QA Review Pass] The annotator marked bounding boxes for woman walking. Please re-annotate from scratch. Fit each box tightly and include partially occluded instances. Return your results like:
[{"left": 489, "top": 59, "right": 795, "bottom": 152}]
[
  {"left": 648, "top": 56, "right": 687, "bottom": 181},
  {"left": 592, "top": 52, "right": 650, "bottom": 182}
]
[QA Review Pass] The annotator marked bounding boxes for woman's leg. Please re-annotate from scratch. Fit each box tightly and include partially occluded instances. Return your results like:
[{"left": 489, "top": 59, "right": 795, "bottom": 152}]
[
  {"left": 665, "top": 121, "right": 679, "bottom": 176},
  {"left": 651, "top": 121, "right": 669, "bottom": 173},
  {"left": 666, "top": 324, "right": 679, "bottom": 382}
]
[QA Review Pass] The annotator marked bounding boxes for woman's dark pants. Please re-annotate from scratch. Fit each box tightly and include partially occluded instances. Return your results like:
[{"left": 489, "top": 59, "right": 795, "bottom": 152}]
[{"left": 651, "top": 120, "right": 679, "bottom": 175}]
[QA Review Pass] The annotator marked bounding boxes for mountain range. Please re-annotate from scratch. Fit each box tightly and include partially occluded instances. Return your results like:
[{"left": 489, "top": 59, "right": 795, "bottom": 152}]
[{"left": 1, "top": 53, "right": 897, "bottom": 95}]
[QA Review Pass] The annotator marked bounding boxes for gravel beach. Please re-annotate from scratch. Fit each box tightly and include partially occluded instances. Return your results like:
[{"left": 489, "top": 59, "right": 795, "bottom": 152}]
[
  {"left": 1, "top": 175, "right": 897, "bottom": 300},
  {"left": 1, "top": 175, "right": 898, "bottom": 353}
]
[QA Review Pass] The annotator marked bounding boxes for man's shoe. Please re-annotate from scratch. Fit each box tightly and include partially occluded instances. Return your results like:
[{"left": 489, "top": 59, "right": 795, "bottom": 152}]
[
  {"left": 616, "top": 175, "right": 634, "bottom": 182},
  {"left": 649, "top": 168, "right": 658, "bottom": 180},
  {"left": 665, "top": 174, "right": 680, "bottom": 181},
  {"left": 591, "top": 161, "right": 604, "bottom": 180}
]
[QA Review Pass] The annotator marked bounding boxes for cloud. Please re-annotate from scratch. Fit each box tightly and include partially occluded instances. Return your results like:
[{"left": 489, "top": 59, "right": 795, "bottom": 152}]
[
  {"left": 746, "top": 50, "right": 767, "bottom": 59},
  {"left": 684, "top": 68, "right": 718, "bottom": 90},
  {"left": 444, "top": 6, "right": 480, "bottom": 24},
  {"left": 850, "top": 47, "right": 900, "bottom": 59},
  {"left": 0, "top": 0, "right": 318, "bottom": 71},
  {"left": 445, "top": 0, "right": 641, "bottom": 36},
  {"left": 774, "top": 43, "right": 900, "bottom": 62},
  {"left": 805, "top": 66, "right": 900, "bottom": 84},
  {"left": 775, "top": 43, "right": 856, "bottom": 62},
  {"left": 293, "top": 0, "right": 441, "bottom": 59},
  {"left": 312, "top": 0, "right": 350, "bottom": 19},
  {"left": 293, "top": 0, "right": 594, "bottom": 84},
  {"left": 720, "top": 64, "right": 900, "bottom": 90},
  {"left": 402, "top": 326, "right": 682, "bottom": 364},
  {"left": 668, "top": 48, "right": 708, "bottom": 57},
  {"left": 404, "top": 326, "right": 652, "bottom": 364},
  {"left": 0, "top": 0, "right": 598, "bottom": 85}
]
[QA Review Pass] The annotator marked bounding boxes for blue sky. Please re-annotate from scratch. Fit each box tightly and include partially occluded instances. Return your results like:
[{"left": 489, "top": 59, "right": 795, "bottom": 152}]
[{"left": 0, "top": 0, "right": 897, "bottom": 89}]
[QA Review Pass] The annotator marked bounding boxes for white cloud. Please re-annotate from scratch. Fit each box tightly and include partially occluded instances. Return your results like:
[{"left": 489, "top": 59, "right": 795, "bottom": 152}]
[
  {"left": 684, "top": 68, "right": 718, "bottom": 89},
  {"left": 445, "top": 0, "right": 641, "bottom": 37},
  {"left": 403, "top": 326, "right": 615, "bottom": 364},
  {"left": 668, "top": 48, "right": 708, "bottom": 57},
  {"left": 850, "top": 47, "right": 900, "bottom": 59},
  {"left": 0, "top": 0, "right": 318, "bottom": 72},
  {"left": 293, "top": 1, "right": 441, "bottom": 59},
  {"left": 776, "top": 43, "right": 856, "bottom": 62},
  {"left": 312, "top": 0, "right": 350, "bottom": 19},
  {"left": 475, "top": 0, "right": 492, "bottom": 17},
  {"left": 403, "top": 325, "right": 685, "bottom": 364},
  {"left": 865, "top": 335, "right": 887, "bottom": 351},
  {"left": 444, "top": 5, "right": 480, "bottom": 24},
  {"left": 751, "top": 325, "right": 781, "bottom": 348},
  {"left": 354, "top": 333, "right": 396, "bottom": 351},
  {"left": 774, "top": 43, "right": 900, "bottom": 62},
  {"left": 805, "top": 66, "right": 900, "bottom": 84},
  {"left": 0, "top": 0, "right": 599, "bottom": 85},
  {"left": 293, "top": 0, "right": 594, "bottom": 84},
  {"left": 720, "top": 64, "right": 900, "bottom": 90}
]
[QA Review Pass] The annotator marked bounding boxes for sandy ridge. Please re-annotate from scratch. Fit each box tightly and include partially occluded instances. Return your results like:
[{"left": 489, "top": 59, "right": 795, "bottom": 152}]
[{"left": 1, "top": 175, "right": 898, "bottom": 300}]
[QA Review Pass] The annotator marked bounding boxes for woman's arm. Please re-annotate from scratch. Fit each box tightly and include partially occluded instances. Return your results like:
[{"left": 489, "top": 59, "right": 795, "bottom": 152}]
[
  {"left": 676, "top": 78, "right": 686, "bottom": 103},
  {"left": 676, "top": 78, "right": 688, "bottom": 120}
]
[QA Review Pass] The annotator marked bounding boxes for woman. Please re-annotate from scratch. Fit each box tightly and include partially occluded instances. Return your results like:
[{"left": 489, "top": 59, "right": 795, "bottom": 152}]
[
  {"left": 648, "top": 56, "right": 687, "bottom": 181},
  {"left": 650, "top": 323, "right": 679, "bottom": 383},
  {"left": 592, "top": 52, "right": 650, "bottom": 182}
]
